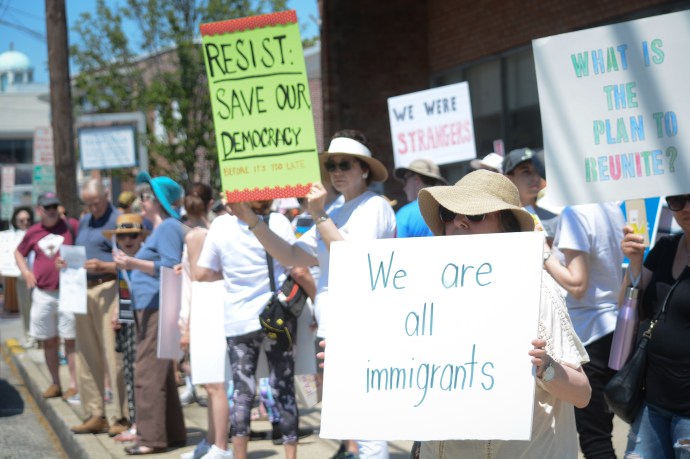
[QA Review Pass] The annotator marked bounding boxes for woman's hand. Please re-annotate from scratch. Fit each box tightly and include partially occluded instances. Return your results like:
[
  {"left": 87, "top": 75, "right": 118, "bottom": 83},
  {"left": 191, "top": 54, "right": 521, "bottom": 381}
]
[
  {"left": 228, "top": 201, "right": 258, "bottom": 226},
  {"left": 173, "top": 263, "right": 183, "bottom": 275},
  {"left": 528, "top": 338, "right": 550, "bottom": 378},
  {"left": 113, "top": 249, "right": 131, "bottom": 271},
  {"left": 180, "top": 329, "right": 190, "bottom": 352},
  {"left": 621, "top": 225, "right": 645, "bottom": 273},
  {"left": 306, "top": 183, "right": 327, "bottom": 217}
]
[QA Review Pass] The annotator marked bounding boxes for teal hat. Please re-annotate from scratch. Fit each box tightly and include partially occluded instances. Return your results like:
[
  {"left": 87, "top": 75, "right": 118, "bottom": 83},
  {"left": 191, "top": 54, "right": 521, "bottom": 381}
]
[{"left": 135, "top": 171, "right": 183, "bottom": 219}]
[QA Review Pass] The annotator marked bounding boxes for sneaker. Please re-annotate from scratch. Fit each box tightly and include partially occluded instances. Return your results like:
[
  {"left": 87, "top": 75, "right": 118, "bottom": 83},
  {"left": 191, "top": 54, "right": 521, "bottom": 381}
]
[
  {"left": 179, "top": 387, "right": 196, "bottom": 406},
  {"left": 271, "top": 422, "right": 314, "bottom": 445},
  {"left": 61, "top": 387, "right": 77, "bottom": 401},
  {"left": 70, "top": 415, "right": 109, "bottom": 434},
  {"left": 108, "top": 418, "right": 131, "bottom": 436},
  {"left": 42, "top": 384, "right": 62, "bottom": 399},
  {"left": 66, "top": 392, "right": 80, "bottom": 405},
  {"left": 22, "top": 336, "right": 38, "bottom": 349},
  {"left": 200, "top": 445, "right": 234, "bottom": 459}
]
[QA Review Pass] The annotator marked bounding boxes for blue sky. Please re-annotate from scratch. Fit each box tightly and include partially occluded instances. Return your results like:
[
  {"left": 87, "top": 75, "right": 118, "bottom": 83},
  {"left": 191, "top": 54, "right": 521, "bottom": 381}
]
[{"left": 0, "top": 0, "right": 319, "bottom": 84}]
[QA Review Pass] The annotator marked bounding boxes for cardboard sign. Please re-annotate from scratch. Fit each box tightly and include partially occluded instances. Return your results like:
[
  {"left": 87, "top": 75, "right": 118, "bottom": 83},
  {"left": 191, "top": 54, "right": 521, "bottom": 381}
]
[
  {"left": 200, "top": 10, "right": 320, "bottom": 203},
  {"left": 388, "top": 82, "right": 476, "bottom": 168},
  {"left": 320, "top": 232, "right": 544, "bottom": 441},
  {"left": 158, "top": 267, "right": 183, "bottom": 360},
  {"left": 533, "top": 10, "right": 690, "bottom": 205}
]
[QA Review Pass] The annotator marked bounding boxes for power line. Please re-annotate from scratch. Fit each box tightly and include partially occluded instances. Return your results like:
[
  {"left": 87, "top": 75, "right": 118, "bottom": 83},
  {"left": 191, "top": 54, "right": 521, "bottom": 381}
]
[{"left": 0, "top": 18, "right": 46, "bottom": 41}]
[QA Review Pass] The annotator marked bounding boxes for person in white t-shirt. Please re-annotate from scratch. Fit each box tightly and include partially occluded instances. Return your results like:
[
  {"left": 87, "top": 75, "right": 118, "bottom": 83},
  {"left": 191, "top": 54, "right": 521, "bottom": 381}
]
[
  {"left": 230, "top": 130, "right": 396, "bottom": 459},
  {"left": 544, "top": 202, "right": 624, "bottom": 458},
  {"left": 195, "top": 200, "right": 308, "bottom": 459}
]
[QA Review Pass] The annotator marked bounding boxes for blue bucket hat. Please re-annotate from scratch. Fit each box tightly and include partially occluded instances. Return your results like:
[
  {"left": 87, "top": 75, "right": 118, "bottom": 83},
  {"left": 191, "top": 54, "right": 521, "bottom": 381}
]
[{"left": 135, "top": 171, "right": 183, "bottom": 219}]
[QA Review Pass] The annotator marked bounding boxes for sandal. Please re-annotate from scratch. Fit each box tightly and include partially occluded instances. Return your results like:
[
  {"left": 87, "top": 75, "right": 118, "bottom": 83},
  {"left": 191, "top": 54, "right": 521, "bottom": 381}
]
[
  {"left": 113, "top": 427, "right": 138, "bottom": 443},
  {"left": 124, "top": 444, "right": 165, "bottom": 455}
]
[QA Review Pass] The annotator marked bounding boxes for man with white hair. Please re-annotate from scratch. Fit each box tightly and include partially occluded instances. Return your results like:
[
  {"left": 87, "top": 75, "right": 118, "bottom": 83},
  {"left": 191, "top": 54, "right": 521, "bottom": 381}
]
[{"left": 67, "top": 178, "right": 130, "bottom": 436}]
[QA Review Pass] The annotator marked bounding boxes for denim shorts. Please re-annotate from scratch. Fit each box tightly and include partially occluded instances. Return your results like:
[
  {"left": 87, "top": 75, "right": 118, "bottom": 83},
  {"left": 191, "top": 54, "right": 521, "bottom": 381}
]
[{"left": 626, "top": 401, "right": 690, "bottom": 458}]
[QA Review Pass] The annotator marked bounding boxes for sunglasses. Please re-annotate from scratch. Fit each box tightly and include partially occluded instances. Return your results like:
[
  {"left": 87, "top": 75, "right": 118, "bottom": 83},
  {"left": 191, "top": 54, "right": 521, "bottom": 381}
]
[
  {"left": 439, "top": 205, "right": 487, "bottom": 223},
  {"left": 43, "top": 204, "right": 58, "bottom": 211},
  {"left": 325, "top": 159, "right": 356, "bottom": 173},
  {"left": 139, "top": 193, "right": 154, "bottom": 202},
  {"left": 666, "top": 194, "right": 690, "bottom": 211},
  {"left": 17, "top": 219, "right": 30, "bottom": 223},
  {"left": 116, "top": 233, "right": 141, "bottom": 240}
]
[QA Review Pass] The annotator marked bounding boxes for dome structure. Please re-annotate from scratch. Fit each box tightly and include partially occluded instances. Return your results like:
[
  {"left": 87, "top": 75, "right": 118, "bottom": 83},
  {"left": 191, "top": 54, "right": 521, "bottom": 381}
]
[
  {"left": 0, "top": 47, "right": 34, "bottom": 92},
  {"left": 0, "top": 50, "right": 32, "bottom": 72}
]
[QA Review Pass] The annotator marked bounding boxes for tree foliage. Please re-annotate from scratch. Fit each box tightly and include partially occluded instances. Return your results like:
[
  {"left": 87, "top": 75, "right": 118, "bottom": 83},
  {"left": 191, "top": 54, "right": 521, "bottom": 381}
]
[{"left": 70, "top": 0, "right": 290, "bottom": 187}]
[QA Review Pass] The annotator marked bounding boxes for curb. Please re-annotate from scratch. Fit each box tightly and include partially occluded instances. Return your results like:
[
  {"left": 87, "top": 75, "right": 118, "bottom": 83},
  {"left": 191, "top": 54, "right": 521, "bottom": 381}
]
[{"left": 2, "top": 339, "right": 113, "bottom": 459}]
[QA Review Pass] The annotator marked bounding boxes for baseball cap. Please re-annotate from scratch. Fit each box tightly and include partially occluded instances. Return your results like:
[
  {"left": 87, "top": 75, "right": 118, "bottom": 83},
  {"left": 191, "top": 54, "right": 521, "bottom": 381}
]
[
  {"left": 37, "top": 191, "right": 60, "bottom": 207},
  {"left": 502, "top": 148, "right": 537, "bottom": 175},
  {"left": 470, "top": 153, "right": 504, "bottom": 173}
]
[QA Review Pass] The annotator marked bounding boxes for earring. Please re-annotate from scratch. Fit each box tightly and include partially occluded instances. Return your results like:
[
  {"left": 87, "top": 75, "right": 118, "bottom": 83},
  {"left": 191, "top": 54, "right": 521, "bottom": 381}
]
[{"left": 362, "top": 172, "right": 369, "bottom": 179}]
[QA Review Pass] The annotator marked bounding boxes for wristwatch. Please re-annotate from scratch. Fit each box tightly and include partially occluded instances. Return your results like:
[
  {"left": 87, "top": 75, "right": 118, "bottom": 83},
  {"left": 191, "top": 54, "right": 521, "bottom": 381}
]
[{"left": 541, "top": 360, "right": 556, "bottom": 383}]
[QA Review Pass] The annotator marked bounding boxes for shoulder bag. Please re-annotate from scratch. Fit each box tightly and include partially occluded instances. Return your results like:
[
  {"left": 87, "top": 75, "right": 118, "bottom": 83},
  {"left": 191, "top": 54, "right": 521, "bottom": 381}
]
[
  {"left": 603, "top": 267, "right": 686, "bottom": 424},
  {"left": 258, "top": 214, "right": 308, "bottom": 351}
]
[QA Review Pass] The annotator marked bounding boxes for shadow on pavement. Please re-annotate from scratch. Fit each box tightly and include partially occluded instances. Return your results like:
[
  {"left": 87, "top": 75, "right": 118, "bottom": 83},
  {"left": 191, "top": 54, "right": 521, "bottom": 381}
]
[{"left": 0, "top": 379, "right": 24, "bottom": 417}]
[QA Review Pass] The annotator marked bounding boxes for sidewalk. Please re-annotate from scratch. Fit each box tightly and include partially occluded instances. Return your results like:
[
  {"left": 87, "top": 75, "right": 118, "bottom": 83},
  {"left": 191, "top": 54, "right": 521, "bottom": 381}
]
[{"left": 0, "top": 313, "right": 413, "bottom": 459}]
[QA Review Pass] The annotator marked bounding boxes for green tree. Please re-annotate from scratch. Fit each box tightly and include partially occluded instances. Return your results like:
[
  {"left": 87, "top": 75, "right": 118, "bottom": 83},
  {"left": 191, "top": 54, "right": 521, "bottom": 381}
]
[{"left": 70, "top": 0, "right": 289, "bottom": 187}]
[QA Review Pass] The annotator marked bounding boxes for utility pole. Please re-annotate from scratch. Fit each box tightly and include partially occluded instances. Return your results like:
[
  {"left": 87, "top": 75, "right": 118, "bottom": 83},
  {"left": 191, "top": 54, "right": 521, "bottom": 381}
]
[{"left": 45, "top": 0, "right": 79, "bottom": 218}]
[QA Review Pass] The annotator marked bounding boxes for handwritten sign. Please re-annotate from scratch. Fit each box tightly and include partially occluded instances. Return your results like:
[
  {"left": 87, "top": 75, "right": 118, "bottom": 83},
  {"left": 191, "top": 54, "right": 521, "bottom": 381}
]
[
  {"left": 533, "top": 10, "right": 690, "bottom": 205},
  {"left": 320, "top": 232, "right": 544, "bottom": 441},
  {"left": 387, "top": 82, "right": 476, "bottom": 168},
  {"left": 78, "top": 125, "right": 137, "bottom": 170},
  {"left": 200, "top": 10, "right": 320, "bottom": 203}
]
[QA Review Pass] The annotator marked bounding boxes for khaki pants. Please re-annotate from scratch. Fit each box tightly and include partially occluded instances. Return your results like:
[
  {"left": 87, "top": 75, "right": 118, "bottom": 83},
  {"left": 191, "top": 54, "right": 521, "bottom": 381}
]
[{"left": 75, "top": 279, "right": 127, "bottom": 421}]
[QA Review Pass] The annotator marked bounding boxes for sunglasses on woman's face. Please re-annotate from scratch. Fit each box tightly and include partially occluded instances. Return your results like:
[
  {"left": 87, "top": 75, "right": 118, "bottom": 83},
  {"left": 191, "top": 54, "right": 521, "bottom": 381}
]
[
  {"left": 439, "top": 205, "right": 487, "bottom": 223},
  {"left": 139, "top": 193, "right": 154, "bottom": 202},
  {"left": 325, "top": 159, "right": 355, "bottom": 173},
  {"left": 666, "top": 194, "right": 690, "bottom": 211},
  {"left": 116, "top": 233, "right": 140, "bottom": 240}
]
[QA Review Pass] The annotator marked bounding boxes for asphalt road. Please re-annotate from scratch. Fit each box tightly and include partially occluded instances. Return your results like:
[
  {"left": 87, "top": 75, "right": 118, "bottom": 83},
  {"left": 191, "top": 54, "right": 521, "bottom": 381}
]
[{"left": 0, "top": 313, "right": 67, "bottom": 459}]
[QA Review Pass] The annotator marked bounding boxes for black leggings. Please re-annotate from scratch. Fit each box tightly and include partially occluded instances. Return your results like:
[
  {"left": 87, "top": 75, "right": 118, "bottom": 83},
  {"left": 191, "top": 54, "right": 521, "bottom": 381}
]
[
  {"left": 227, "top": 330, "right": 298, "bottom": 443},
  {"left": 575, "top": 332, "right": 617, "bottom": 459}
]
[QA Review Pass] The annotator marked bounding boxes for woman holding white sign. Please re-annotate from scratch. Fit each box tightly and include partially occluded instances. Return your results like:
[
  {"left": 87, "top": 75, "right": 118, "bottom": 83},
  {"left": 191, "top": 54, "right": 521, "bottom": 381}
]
[
  {"left": 413, "top": 169, "right": 591, "bottom": 458},
  {"left": 230, "top": 129, "right": 396, "bottom": 459}
]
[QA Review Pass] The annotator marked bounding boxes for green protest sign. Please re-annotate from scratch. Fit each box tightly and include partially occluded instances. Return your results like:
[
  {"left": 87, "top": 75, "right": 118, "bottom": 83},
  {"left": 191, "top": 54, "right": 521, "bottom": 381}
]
[{"left": 200, "top": 10, "right": 320, "bottom": 202}]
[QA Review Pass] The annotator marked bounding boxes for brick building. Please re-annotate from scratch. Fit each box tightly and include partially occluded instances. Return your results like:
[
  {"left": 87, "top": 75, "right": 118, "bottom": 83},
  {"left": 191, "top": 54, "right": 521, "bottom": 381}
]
[{"left": 318, "top": 0, "right": 689, "bottom": 198}]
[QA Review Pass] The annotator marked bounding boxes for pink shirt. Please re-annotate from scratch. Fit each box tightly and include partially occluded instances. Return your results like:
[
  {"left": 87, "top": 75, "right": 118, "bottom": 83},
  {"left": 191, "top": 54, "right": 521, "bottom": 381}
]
[{"left": 16, "top": 219, "right": 77, "bottom": 290}]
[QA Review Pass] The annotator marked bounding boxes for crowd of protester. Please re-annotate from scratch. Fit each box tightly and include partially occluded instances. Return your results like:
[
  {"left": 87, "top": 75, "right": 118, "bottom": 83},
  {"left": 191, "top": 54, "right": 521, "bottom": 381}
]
[{"left": 7, "top": 131, "right": 690, "bottom": 459}]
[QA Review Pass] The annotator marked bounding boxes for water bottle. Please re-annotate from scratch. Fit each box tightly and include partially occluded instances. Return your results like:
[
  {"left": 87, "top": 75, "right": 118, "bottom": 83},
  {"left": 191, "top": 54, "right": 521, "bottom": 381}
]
[{"left": 608, "top": 287, "right": 640, "bottom": 370}]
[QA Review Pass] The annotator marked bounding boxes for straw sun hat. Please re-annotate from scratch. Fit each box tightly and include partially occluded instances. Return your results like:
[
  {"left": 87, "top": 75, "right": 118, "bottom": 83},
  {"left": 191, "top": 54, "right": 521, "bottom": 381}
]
[
  {"left": 319, "top": 136, "right": 388, "bottom": 183},
  {"left": 102, "top": 213, "right": 150, "bottom": 238},
  {"left": 418, "top": 169, "right": 535, "bottom": 236}
]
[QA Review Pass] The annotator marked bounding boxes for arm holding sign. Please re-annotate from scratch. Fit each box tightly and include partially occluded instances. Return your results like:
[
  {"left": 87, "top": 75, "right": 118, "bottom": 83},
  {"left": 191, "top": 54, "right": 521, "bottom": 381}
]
[
  {"left": 544, "top": 247, "right": 589, "bottom": 300},
  {"left": 618, "top": 225, "right": 652, "bottom": 305},
  {"left": 529, "top": 338, "right": 591, "bottom": 408},
  {"left": 229, "top": 201, "right": 318, "bottom": 268}
]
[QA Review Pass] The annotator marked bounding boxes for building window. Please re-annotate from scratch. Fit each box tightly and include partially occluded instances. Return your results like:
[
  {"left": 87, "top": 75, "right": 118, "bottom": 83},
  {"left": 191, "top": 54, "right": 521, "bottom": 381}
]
[{"left": 0, "top": 139, "right": 33, "bottom": 164}]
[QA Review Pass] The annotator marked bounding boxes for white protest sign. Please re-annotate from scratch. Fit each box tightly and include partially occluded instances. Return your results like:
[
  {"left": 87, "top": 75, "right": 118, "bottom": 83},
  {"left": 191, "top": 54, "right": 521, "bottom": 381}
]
[
  {"left": 58, "top": 245, "right": 87, "bottom": 314},
  {"left": 78, "top": 125, "right": 137, "bottom": 170},
  {"left": 533, "top": 10, "right": 690, "bottom": 205},
  {"left": 320, "top": 232, "right": 544, "bottom": 441},
  {"left": 388, "top": 82, "right": 476, "bottom": 168},
  {"left": 158, "top": 266, "right": 184, "bottom": 360},
  {"left": 0, "top": 230, "right": 22, "bottom": 276},
  {"left": 190, "top": 280, "right": 230, "bottom": 385}
]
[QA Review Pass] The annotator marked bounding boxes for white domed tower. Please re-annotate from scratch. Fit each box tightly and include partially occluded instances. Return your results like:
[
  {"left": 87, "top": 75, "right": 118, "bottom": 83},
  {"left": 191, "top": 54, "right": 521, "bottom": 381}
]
[{"left": 0, "top": 43, "right": 34, "bottom": 92}]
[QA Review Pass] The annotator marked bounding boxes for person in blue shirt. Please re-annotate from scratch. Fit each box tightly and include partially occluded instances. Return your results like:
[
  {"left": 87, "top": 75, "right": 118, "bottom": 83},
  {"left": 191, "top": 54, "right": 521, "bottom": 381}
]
[
  {"left": 394, "top": 159, "right": 447, "bottom": 238},
  {"left": 114, "top": 172, "right": 186, "bottom": 456}
]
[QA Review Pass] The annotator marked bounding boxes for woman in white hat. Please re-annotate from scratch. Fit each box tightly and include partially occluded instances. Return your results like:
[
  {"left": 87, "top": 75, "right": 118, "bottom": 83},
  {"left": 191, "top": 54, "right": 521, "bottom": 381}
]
[
  {"left": 230, "top": 129, "right": 396, "bottom": 459},
  {"left": 413, "top": 169, "right": 591, "bottom": 458}
]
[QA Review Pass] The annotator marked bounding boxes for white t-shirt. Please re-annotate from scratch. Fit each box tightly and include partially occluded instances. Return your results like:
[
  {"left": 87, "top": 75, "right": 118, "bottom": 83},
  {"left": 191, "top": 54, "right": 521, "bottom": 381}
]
[
  {"left": 421, "top": 272, "right": 589, "bottom": 459},
  {"left": 197, "top": 213, "right": 295, "bottom": 337},
  {"left": 296, "top": 190, "right": 396, "bottom": 338},
  {"left": 552, "top": 202, "right": 624, "bottom": 346}
]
